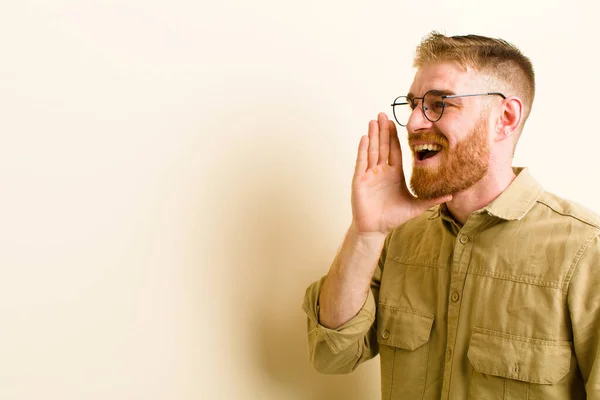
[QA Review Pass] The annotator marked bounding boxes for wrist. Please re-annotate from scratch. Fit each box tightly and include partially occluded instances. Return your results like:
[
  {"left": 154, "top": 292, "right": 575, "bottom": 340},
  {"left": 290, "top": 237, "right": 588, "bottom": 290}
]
[
  {"left": 349, "top": 221, "right": 388, "bottom": 242},
  {"left": 345, "top": 223, "right": 388, "bottom": 260}
]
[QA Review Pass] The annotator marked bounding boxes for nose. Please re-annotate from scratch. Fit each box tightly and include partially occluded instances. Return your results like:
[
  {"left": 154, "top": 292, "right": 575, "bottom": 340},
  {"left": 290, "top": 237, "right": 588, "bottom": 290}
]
[{"left": 405, "top": 103, "right": 434, "bottom": 133}]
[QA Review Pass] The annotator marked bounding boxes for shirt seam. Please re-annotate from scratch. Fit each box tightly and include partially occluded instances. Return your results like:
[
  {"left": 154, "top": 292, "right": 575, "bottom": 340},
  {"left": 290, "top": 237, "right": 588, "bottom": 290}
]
[
  {"left": 466, "top": 268, "right": 563, "bottom": 289},
  {"left": 473, "top": 326, "right": 573, "bottom": 346},
  {"left": 321, "top": 329, "right": 340, "bottom": 354},
  {"left": 562, "top": 233, "right": 600, "bottom": 293},
  {"left": 386, "top": 256, "right": 448, "bottom": 269},
  {"left": 536, "top": 199, "right": 600, "bottom": 230},
  {"left": 378, "top": 302, "right": 436, "bottom": 319},
  {"left": 388, "top": 348, "right": 396, "bottom": 400},
  {"left": 444, "top": 221, "right": 486, "bottom": 394}
]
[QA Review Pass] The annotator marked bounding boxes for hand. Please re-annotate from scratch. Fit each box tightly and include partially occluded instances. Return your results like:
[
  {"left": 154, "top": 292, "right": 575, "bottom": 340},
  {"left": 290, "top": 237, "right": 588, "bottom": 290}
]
[{"left": 351, "top": 113, "right": 451, "bottom": 235}]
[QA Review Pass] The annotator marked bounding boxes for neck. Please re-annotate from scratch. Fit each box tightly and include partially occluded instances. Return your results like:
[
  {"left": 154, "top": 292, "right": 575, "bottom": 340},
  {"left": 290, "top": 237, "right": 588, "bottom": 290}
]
[{"left": 446, "top": 164, "right": 516, "bottom": 225}]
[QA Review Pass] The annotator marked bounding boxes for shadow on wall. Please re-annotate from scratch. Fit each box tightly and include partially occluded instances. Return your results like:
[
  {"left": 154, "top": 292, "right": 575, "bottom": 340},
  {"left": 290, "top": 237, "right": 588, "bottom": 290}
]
[
  {"left": 249, "top": 185, "right": 379, "bottom": 400},
  {"left": 207, "top": 105, "right": 381, "bottom": 399}
]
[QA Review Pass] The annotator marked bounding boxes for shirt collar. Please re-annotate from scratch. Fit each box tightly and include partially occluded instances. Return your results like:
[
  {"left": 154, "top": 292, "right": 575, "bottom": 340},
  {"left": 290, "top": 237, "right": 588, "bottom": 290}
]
[
  {"left": 428, "top": 167, "right": 544, "bottom": 222},
  {"left": 483, "top": 167, "right": 544, "bottom": 221}
]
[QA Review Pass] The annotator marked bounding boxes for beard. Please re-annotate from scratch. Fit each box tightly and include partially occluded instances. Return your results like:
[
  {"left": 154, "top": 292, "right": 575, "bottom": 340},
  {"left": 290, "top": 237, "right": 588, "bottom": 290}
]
[{"left": 410, "top": 118, "right": 490, "bottom": 200}]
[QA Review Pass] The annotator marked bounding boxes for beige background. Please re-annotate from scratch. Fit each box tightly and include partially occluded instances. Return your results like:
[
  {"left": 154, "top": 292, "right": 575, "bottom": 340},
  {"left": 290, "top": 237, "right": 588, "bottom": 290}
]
[{"left": 1, "top": 0, "right": 599, "bottom": 399}]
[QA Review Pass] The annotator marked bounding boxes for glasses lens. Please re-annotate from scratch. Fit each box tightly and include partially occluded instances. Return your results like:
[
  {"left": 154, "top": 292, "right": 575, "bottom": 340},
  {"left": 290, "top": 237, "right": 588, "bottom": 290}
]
[
  {"left": 392, "top": 96, "right": 412, "bottom": 126},
  {"left": 423, "top": 91, "right": 444, "bottom": 122}
]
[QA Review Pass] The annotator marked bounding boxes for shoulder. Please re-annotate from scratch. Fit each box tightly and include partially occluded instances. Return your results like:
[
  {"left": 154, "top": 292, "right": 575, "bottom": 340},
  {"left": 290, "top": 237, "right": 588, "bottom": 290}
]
[{"left": 535, "top": 191, "right": 600, "bottom": 231}]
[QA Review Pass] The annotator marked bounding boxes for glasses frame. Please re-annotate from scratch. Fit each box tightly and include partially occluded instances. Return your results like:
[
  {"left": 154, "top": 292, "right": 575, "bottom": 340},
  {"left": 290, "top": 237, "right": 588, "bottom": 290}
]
[{"left": 391, "top": 90, "right": 507, "bottom": 127}]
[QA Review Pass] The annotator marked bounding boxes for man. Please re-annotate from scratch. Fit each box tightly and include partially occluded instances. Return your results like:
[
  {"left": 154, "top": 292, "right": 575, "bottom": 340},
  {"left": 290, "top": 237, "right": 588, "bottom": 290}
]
[{"left": 302, "top": 32, "right": 600, "bottom": 399}]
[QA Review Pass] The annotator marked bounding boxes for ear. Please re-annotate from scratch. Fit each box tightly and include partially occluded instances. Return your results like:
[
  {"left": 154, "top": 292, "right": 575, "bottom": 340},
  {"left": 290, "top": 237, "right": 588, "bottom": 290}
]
[{"left": 494, "top": 97, "right": 523, "bottom": 142}]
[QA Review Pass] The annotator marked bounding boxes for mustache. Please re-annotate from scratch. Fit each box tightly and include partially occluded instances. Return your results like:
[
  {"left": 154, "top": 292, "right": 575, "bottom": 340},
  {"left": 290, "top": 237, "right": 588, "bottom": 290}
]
[{"left": 408, "top": 132, "right": 449, "bottom": 147}]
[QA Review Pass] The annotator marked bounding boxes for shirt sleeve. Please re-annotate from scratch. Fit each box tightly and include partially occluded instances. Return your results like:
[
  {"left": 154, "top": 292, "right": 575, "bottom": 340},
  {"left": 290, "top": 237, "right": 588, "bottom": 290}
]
[
  {"left": 568, "top": 234, "right": 600, "bottom": 398},
  {"left": 301, "top": 240, "right": 387, "bottom": 375}
]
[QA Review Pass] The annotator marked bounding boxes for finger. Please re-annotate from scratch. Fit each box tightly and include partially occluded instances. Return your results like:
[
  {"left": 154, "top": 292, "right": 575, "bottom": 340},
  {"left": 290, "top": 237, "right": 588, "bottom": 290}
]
[
  {"left": 388, "top": 120, "right": 402, "bottom": 166},
  {"left": 367, "top": 120, "right": 379, "bottom": 169},
  {"left": 354, "top": 135, "right": 369, "bottom": 177},
  {"left": 377, "top": 113, "right": 390, "bottom": 166}
]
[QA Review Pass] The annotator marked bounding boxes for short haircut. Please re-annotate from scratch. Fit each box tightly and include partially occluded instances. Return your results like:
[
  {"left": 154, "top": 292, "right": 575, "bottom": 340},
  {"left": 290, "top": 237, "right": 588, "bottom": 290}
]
[{"left": 414, "top": 31, "right": 535, "bottom": 127}]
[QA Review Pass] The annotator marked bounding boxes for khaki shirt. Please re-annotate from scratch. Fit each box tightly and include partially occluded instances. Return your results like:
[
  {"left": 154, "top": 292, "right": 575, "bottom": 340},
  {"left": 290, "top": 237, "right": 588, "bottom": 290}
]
[{"left": 302, "top": 168, "right": 600, "bottom": 399}]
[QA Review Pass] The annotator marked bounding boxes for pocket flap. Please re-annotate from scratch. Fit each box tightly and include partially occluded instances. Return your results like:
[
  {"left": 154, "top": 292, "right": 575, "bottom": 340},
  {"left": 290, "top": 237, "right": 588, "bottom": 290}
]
[
  {"left": 377, "top": 303, "right": 434, "bottom": 351},
  {"left": 467, "top": 327, "right": 572, "bottom": 385}
]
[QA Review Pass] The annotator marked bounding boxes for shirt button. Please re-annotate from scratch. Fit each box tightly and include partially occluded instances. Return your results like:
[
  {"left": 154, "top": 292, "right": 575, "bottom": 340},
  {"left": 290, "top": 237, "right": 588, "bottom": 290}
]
[
  {"left": 381, "top": 330, "right": 390, "bottom": 339},
  {"left": 451, "top": 292, "right": 460, "bottom": 302},
  {"left": 446, "top": 349, "right": 452, "bottom": 360},
  {"left": 459, "top": 235, "right": 470, "bottom": 244}
]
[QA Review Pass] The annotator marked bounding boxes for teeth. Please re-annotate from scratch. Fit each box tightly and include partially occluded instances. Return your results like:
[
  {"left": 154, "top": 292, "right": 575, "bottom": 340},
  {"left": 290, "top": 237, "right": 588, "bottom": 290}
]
[{"left": 414, "top": 143, "right": 442, "bottom": 152}]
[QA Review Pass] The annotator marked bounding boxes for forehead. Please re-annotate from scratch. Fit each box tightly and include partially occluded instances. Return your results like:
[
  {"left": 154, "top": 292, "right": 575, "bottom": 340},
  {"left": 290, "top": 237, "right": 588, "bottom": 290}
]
[{"left": 409, "top": 61, "right": 483, "bottom": 96}]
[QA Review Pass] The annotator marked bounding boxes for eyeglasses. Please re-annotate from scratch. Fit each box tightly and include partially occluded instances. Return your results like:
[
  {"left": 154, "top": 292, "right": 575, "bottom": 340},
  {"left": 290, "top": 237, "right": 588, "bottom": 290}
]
[{"left": 390, "top": 90, "right": 506, "bottom": 127}]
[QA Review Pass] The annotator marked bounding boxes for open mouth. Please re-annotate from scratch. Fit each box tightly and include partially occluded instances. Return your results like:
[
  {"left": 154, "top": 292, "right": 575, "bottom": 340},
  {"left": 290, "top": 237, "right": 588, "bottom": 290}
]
[{"left": 414, "top": 143, "right": 442, "bottom": 161}]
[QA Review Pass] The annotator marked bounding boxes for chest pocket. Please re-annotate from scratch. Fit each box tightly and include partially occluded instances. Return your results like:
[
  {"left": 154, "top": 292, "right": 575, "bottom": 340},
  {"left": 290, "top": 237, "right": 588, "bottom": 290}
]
[
  {"left": 467, "top": 327, "right": 572, "bottom": 399},
  {"left": 377, "top": 304, "right": 434, "bottom": 399}
]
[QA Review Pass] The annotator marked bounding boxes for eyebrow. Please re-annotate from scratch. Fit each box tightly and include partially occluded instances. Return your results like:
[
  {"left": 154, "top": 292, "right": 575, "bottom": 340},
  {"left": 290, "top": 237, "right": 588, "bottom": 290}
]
[{"left": 406, "top": 89, "right": 457, "bottom": 98}]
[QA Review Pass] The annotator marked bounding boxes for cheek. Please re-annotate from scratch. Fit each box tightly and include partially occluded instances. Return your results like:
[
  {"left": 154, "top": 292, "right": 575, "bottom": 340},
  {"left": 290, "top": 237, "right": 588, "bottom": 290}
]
[
  {"left": 429, "top": 120, "right": 452, "bottom": 140},
  {"left": 433, "top": 124, "right": 459, "bottom": 148}
]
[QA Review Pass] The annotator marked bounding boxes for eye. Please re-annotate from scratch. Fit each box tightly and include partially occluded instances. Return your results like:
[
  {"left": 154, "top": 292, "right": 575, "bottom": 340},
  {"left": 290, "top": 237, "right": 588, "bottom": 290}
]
[{"left": 442, "top": 99, "right": 457, "bottom": 108}]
